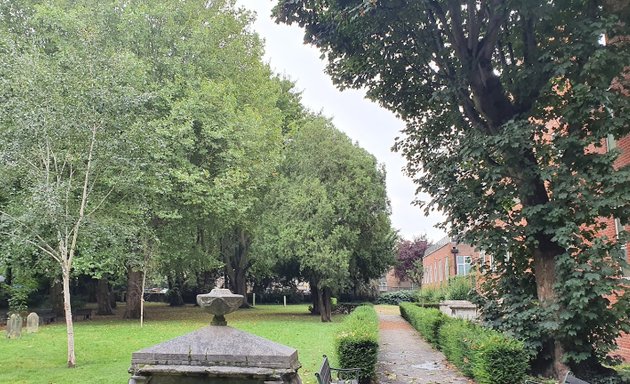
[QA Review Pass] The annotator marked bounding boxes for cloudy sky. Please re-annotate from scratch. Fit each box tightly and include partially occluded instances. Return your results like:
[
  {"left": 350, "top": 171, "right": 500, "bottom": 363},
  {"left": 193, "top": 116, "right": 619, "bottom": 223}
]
[{"left": 235, "top": 1, "right": 446, "bottom": 242}]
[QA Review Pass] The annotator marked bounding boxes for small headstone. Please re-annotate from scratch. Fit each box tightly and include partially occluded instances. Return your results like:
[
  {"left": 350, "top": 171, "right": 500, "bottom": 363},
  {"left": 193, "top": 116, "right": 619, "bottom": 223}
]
[
  {"left": 26, "top": 312, "right": 39, "bottom": 333},
  {"left": 6, "top": 314, "right": 22, "bottom": 339}
]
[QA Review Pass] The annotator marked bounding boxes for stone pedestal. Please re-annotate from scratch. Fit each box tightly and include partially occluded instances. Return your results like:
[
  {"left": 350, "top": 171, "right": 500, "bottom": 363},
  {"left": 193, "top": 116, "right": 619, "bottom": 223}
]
[{"left": 128, "top": 289, "right": 301, "bottom": 384}]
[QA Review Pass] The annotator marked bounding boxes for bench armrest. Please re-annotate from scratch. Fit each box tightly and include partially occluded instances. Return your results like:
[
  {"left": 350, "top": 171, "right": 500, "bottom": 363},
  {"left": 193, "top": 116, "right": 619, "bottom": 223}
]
[{"left": 330, "top": 367, "right": 361, "bottom": 381}]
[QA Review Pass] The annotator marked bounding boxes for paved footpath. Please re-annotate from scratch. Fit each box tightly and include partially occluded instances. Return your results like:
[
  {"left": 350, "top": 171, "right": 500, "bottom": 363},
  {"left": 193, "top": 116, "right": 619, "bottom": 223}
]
[{"left": 376, "top": 306, "right": 474, "bottom": 384}]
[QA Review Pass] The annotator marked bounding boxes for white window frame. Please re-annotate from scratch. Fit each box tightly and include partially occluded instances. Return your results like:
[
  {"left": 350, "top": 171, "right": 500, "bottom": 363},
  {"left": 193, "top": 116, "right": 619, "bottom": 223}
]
[
  {"left": 456, "top": 255, "right": 472, "bottom": 276},
  {"left": 615, "top": 218, "right": 629, "bottom": 278}
]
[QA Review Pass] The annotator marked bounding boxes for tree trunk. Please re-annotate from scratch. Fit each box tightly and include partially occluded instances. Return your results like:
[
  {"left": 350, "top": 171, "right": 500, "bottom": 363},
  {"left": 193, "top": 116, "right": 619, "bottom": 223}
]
[
  {"left": 110, "top": 283, "right": 117, "bottom": 309},
  {"left": 62, "top": 264, "right": 76, "bottom": 368},
  {"left": 532, "top": 246, "right": 569, "bottom": 378},
  {"left": 51, "top": 279, "right": 65, "bottom": 316},
  {"left": 96, "top": 278, "right": 113, "bottom": 315},
  {"left": 310, "top": 282, "right": 320, "bottom": 315},
  {"left": 197, "top": 271, "right": 214, "bottom": 294},
  {"left": 319, "top": 286, "right": 332, "bottom": 322},
  {"left": 224, "top": 228, "right": 250, "bottom": 307},
  {"left": 123, "top": 269, "right": 143, "bottom": 319}
]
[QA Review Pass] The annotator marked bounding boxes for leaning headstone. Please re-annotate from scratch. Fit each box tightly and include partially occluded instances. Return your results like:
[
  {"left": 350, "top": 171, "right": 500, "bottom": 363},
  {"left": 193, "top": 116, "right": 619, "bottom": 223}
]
[
  {"left": 6, "top": 314, "right": 22, "bottom": 339},
  {"left": 26, "top": 312, "right": 39, "bottom": 333}
]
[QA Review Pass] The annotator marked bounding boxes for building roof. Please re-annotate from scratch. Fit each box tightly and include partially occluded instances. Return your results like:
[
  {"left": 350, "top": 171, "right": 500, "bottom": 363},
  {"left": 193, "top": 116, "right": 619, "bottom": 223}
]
[{"left": 424, "top": 235, "right": 453, "bottom": 257}]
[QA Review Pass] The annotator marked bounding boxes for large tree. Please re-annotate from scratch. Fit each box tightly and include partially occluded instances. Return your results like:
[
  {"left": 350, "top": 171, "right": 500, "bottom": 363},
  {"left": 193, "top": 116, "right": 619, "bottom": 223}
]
[
  {"left": 0, "top": 0, "right": 150, "bottom": 366},
  {"left": 275, "top": 0, "right": 630, "bottom": 378},
  {"left": 255, "top": 116, "right": 395, "bottom": 321}
]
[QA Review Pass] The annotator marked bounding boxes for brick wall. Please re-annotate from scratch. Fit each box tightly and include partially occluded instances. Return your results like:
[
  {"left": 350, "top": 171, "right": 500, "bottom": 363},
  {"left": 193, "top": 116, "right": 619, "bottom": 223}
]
[
  {"left": 611, "top": 134, "right": 630, "bottom": 362},
  {"left": 382, "top": 268, "right": 415, "bottom": 291},
  {"left": 422, "top": 237, "right": 482, "bottom": 288}
]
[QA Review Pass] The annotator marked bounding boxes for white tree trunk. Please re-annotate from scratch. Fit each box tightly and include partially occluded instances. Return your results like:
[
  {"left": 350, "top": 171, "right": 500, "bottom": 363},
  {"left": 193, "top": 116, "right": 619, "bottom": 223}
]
[{"left": 62, "top": 264, "right": 76, "bottom": 367}]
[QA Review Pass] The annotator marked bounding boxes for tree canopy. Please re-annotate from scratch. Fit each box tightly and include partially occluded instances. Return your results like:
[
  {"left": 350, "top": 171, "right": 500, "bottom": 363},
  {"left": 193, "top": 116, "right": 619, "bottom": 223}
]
[
  {"left": 274, "top": 0, "right": 630, "bottom": 377},
  {"left": 0, "top": 0, "right": 398, "bottom": 367}
]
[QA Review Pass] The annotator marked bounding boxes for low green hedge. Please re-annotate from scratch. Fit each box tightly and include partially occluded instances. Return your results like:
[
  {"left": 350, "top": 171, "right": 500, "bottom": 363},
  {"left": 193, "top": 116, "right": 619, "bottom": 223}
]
[
  {"left": 399, "top": 302, "right": 444, "bottom": 348},
  {"left": 335, "top": 305, "right": 379, "bottom": 384},
  {"left": 376, "top": 290, "right": 417, "bottom": 305},
  {"left": 401, "top": 304, "right": 529, "bottom": 384}
]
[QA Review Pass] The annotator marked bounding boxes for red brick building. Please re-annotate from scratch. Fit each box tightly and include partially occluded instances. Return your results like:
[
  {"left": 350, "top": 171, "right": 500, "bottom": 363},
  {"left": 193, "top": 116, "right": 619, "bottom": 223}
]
[
  {"left": 422, "top": 236, "right": 483, "bottom": 288},
  {"left": 421, "top": 132, "right": 630, "bottom": 359},
  {"left": 602, "top": 134, "right": 630, "bottom": 361},
  {"left": 379, "top": 268, "right": 416, "bottom": 292}
]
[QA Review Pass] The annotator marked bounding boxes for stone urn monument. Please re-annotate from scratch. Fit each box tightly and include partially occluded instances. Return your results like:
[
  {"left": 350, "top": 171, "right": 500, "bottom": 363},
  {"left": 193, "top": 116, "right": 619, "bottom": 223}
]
[{"left": 128, "top": 288, "right": 302, "bottom": 384}]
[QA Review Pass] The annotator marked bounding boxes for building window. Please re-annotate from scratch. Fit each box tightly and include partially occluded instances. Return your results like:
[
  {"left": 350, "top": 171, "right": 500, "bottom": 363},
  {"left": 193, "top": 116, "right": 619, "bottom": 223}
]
[
  {"left": 445, "top": 258, "right": 449, "bottom": 280},
  {"left": 606, "top": 134, "right": 617, "bottom": 151},
  {"left": 615, "top": 218, "right": 629, "bottom": 278},
  {"left": 457, "top": 255, "right": 472, "bottom": 276},
  {"left": 379, "top": 278, "right": 388, "bottom": 292}
]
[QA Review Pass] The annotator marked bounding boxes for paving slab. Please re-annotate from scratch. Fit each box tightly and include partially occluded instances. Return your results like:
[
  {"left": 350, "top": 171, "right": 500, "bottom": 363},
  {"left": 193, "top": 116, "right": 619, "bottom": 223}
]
[{"left": 376, "top": 306, "right": 474, "bottom": 384}]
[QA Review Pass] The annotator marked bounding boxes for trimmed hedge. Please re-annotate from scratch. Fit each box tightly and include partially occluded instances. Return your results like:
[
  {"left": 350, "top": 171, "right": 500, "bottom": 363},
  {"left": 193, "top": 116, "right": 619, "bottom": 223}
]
[
  {"left": 375, "top": 289, "right": 417, "bottom": 305},
  {"left": 335, "top": 305, "right": 379, "bottom": 384},
  {"left": 399, "top": 302, "right": 444, "bottom": 348},
  {"left": 401, "top": 304, "right": 529, "bottom": 384}
]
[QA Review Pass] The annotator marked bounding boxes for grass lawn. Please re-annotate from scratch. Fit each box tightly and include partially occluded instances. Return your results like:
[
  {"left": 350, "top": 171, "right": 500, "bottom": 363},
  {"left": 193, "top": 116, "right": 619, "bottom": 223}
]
[{"left": 0, "top": 303, "right": 346, "bottom": 384}]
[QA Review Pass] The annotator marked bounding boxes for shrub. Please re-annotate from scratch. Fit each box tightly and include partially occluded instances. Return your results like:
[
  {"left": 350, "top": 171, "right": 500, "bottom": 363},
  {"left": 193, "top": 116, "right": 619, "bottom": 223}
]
[
  {"left": 376, "top": 289, "right": 417, "bottom": 304},
  {"left": 399, "top": 302, "right": 444, "bottom": 348},
  {"left": 444, "top": 276, "right": 474, "bottom": 300},
  {"left": 335, "top": 305, "right": 379, "bottom": 384},
  {"left": 439, "top": 319, "right": 476, "bottom": 376},
  {"left": 417, "top": 286, "right": 446, "bottom": 303},
  {"left": 401, "top": 303, "right": 529, "bottom": 384},
  {"left": 439, "top": 320, "right": 528, "bottom": 383},
  {"left": 471, "top": 334, "right": 529, "bottom": 384}
]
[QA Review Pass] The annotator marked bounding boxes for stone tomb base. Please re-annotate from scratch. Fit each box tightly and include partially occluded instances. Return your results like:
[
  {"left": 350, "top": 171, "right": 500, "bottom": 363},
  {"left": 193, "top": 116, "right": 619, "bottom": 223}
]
[{"left": 128, "top": 326, "right": 301, "bottom": 384}]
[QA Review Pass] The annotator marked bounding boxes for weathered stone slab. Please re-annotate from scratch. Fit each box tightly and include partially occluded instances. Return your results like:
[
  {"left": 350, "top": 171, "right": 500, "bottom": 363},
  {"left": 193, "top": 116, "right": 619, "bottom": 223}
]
[
  {"left": 26, "top": 312, "right": 39, "bottom": 333},
  {"left": 439, "top": 300, "right": 478, "bottom": 320},
  {"left": 131, "top": 326, "right": 299, "bottom": 370},
  {"left": 129, "top": 326, "right": 301, "bottom": 384},
  {"left": 6, "top": 313, "right": 22, "bottom": 339}
]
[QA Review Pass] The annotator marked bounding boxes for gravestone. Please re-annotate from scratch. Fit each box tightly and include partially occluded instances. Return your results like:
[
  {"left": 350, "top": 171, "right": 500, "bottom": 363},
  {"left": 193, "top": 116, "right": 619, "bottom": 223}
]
[
  {"left": 128, "top": 288, "right": 302, "bottom": 384},
  {"left": 6, "top": 314, "right": 22, "bottom": 339},
  {"left": 26, "top": 312, "right": 40, "bottom": 333}
]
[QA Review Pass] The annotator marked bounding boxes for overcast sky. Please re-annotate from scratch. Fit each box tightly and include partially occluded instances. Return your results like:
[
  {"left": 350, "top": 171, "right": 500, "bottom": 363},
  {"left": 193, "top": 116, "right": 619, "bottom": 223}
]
[{"left": 235, "top": 1, "right": 447, "bottom": 242}]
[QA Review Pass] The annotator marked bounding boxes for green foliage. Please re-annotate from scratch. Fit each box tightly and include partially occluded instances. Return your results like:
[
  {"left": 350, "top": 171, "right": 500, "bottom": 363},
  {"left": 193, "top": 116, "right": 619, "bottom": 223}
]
[
  {"left": 417, "top": 286, "right": 446, "bottom": 304},
  {"left": 375, "top": 290, "right": 417, "bottom": 305},
  {"left": 274, "top": 0, "right": 630, "bottom": 372},
  {"left": 399, "top": 302, "right": 444, "bottom": 348},
  {"left": 401, "top": 304, "right": 528, "bottom": 384},
  {"left": 253, "top": 116, "right": 396, "bottom": 319},
  {"left": 438, "top": 319, "right": 476, "bottom": 376},
  {"left": 445, "top": 276, "right": 474, "bottom": 301},
  {"left": 439, "top": 321, "right": 530, "bottom": 384},
  {"left": 335, "top": 305, "right": 379, "bottom": 384}
]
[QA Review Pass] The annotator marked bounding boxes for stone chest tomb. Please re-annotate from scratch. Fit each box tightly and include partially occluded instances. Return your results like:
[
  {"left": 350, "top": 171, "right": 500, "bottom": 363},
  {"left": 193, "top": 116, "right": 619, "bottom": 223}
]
[{"left": 128, "top": 288, "right": 301, "bottom": 384}]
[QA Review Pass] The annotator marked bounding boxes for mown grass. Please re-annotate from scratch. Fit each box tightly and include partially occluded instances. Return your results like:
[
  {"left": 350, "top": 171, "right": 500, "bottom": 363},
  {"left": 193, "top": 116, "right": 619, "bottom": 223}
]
[{"left": 0, "top": 304, "right": 345, "bottom": 384}]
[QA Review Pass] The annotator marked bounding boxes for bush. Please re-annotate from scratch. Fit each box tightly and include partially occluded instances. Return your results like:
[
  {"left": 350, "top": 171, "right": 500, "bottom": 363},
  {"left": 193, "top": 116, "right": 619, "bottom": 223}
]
[
  {"left": 439, "top": 319, "right": 476, "bottom": 376},
  {"left": 253, "top": 288, "right": 305, "bottom": 304},
  {"left": 335, "top": 305, "right": 379, "bottom": 384},
  {"left": 401, "top": 303, "right": 528, "bottom": 384},
  {"left": 399, "top": 302, "right": 444, "bottom": 348},
  {"left": 471, "top": 334, "right": 529, "bottom": 384},
  {"left": 444, "top": 276, "right": 474, "bottom": 300},
  {"left": 417, "top": 286, "right": 446, "bottom": 303},
  {"left": 376, "top": 289, "right": 417, "bottom": 305}
]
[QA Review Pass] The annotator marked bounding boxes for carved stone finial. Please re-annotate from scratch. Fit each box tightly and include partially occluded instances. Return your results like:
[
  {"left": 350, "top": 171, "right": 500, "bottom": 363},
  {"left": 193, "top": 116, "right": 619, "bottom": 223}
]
[{"left": 196, "top": 288, "right": 244, "bottom": 326}]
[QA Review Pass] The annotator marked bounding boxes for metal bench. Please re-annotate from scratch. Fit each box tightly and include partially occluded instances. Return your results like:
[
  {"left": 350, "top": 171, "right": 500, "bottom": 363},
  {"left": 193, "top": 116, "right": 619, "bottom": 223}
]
[
  {"left": 72, "top": 308, "right": 93, "bottom": 321},
  {"left": 526, "top": 371, "right": 590, "bottom": 384},
  {"left": 315, "top": 355, "right": 360, "bottom": 384}
]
